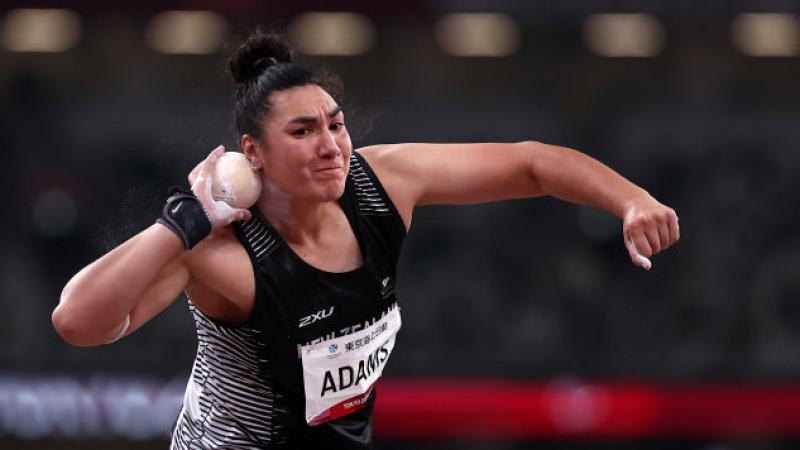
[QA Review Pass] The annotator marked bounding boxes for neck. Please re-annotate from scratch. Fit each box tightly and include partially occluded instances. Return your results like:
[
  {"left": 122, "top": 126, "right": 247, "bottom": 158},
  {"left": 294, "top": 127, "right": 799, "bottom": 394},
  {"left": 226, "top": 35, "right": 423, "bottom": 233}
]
[{"left": 257, "top": 182, "right": 338, "bottom": 244}]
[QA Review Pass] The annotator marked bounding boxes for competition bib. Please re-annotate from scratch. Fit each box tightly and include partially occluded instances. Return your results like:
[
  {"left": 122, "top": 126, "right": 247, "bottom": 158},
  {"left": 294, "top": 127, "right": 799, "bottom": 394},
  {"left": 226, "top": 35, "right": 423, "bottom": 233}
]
[{"left": 301, "top": 307, "right": 401, "bottom": 426}]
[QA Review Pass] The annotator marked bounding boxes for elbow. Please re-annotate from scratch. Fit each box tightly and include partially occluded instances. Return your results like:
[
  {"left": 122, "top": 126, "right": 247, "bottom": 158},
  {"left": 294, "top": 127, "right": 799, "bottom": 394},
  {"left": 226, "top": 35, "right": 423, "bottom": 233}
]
[
  {"left": 515, "top": 141, "right": 552, "bottom": 196},
  {"left": 517, "top": 140, "right": 552, "bottom": 152},
  {"left": 52, "top": 290, "right": 102, "bottom": 348},
  {"left": 51, "top": 305, "right": 78, "bottom": 346}
]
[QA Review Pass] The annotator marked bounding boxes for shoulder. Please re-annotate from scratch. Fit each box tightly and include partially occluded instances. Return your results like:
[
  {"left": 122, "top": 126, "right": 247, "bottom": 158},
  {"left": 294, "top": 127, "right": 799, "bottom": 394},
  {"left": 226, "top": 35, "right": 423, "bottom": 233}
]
[
  {"left": 355, "top": 144, "right": 421, "bottom": 194},
  {"left": 355, "top": 143, "right": 448, "bottom": 188},
  {"left": 356, "top": 144, "right": 414, "bottom": 172},
  {"left": 355, "top": 145, "right": 415, "bottom": 230}
]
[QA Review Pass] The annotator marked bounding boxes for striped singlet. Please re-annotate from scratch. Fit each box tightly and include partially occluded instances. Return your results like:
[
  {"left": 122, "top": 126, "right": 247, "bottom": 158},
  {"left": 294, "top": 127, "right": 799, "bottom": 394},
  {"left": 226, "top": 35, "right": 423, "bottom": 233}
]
[{"left": 171, "top": 152, "right": 406, "bottom": 449}]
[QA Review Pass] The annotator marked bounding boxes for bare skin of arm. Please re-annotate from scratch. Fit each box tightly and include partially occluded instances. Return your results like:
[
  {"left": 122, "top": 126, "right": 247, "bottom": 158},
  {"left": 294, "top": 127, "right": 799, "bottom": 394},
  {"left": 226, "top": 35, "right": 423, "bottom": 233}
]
[
  {"left": 359, "top": 141, "right": 679, "bottom": 268},
  {"left": 52, "top": 147, "right": 252, "bottom": 347},
  {"left": 54, "top": 140, "right": 678, "bottom": 346},
  {"left": 53, "top": 225, "right": 189, "bottom": 346}
]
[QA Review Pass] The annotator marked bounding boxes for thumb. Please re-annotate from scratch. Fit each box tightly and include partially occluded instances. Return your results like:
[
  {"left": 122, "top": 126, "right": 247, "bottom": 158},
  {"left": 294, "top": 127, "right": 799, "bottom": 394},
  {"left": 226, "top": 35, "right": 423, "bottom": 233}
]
[
  {"left": 227, "top": 208, "right": 253, "bottom": 224},
  {"left": 625, "top": 231, "right": 652, "bottom": 270}
]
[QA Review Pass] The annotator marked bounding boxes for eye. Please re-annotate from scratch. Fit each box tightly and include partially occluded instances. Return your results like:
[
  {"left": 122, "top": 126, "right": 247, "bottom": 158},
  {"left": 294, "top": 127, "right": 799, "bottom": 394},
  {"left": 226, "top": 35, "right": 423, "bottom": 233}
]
[
  {"left": 292, "top": 128, "right": 310, "bottom": 137},
  {"left": 330, "top": 122, "right": 345, "bottom": 132}
]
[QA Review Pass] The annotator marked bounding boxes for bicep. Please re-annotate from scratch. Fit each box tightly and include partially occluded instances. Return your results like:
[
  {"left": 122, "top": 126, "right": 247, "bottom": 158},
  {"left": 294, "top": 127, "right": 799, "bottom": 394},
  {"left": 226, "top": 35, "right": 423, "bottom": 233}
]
[{"left": 360, "top": 142, "right": 547, "bottom": 210}]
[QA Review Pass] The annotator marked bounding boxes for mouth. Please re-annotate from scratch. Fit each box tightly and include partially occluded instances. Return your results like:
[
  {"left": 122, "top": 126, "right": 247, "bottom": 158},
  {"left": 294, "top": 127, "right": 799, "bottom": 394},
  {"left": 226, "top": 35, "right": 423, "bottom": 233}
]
[{"left": 314, "top": 166, "right": 344, "bottom": 175}]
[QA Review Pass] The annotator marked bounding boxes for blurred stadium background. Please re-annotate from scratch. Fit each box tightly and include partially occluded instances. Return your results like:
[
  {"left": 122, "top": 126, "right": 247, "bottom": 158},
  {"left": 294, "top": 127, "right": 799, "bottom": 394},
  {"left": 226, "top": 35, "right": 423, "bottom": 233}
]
[{"left": 2, "top": 0, "right": 800, "bottom": 449}]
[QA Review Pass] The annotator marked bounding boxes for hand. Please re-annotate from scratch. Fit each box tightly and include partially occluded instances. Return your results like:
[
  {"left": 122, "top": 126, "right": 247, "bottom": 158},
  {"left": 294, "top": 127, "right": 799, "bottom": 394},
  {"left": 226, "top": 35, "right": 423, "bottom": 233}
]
[
  {"left": 622, "top": 196, "right": 680, "bottom": 270},
  {"left": 189, "top": 145, "right": 253, "bottom": 227}
]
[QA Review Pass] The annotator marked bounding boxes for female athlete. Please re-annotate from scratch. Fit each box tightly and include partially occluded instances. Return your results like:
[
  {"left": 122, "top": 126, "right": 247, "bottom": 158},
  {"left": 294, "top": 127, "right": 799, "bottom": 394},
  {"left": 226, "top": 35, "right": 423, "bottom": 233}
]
[{"left": 52, "top": 32, "right": 679, "bottom": 449}]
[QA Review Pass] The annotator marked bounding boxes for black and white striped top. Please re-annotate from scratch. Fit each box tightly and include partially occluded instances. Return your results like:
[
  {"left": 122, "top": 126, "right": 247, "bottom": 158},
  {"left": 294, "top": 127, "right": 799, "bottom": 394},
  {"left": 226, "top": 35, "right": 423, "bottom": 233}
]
[
  {"left": 171, "top": 304, "right": 288, "bottom": 449},
  {"left": 347, "top": 153, "right": 392, "bottom": 216},
  {"left": 171, "top": 151, "right": 406, "bottom": 449}
]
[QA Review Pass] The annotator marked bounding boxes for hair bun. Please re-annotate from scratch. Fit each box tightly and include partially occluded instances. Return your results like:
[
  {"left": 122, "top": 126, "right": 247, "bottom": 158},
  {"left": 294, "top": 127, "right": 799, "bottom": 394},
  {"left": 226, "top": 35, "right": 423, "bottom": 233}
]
[{"left": 229, "top": 32, "right": 293, "bottom": 85}]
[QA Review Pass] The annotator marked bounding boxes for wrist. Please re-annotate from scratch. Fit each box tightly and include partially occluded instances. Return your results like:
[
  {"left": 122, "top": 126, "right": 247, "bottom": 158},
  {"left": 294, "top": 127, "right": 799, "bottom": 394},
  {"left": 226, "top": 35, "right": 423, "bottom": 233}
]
[
  {"left": 157, "top": 188, "right": 213, "bottom": 250},
  {"left": 619, "top": 189, "right": 653, "bottom": 218}
]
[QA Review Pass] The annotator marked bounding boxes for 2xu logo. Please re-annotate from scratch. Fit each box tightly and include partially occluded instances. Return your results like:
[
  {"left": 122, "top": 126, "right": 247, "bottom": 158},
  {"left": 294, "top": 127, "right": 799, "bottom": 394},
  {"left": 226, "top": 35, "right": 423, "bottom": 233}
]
[{"left": 299, "top": 307, "right": 335, "bottom": 328}]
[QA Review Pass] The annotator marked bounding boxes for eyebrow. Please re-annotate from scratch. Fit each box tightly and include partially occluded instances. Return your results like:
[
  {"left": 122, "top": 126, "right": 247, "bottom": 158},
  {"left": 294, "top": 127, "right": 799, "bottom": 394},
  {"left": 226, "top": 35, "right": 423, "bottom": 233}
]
[{"left": 287, "top": 106, "right": 343, "bottom": 125}]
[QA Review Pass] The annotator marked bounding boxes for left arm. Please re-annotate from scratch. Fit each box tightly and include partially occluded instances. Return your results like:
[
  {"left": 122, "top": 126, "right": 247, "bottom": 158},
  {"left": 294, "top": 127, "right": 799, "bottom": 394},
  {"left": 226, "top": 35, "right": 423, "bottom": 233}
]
[{"left": 358, "top": 141, "right": 679, "bottom": 269}]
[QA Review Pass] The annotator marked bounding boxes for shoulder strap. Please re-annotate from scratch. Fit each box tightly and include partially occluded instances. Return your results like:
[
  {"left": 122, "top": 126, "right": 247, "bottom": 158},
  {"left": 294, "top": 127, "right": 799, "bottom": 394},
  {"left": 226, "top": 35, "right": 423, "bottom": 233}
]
[
  {"left": 348, "top": 152, "right": 395, "bottom": 217},
  {"left": 348, "top": 151, "right": 407, "bottom": 236},
  {"left": 237, "top": 212, "right": 279, "bottom": 262},
  {"left": 346, "top": 151, "right": 407, "bottom": 264}
]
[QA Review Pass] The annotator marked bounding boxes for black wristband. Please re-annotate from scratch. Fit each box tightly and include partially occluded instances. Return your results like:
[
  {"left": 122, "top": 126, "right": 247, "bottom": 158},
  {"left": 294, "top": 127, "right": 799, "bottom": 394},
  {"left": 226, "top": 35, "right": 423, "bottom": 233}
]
[{"left": 156, "top": 188, "right": 212, "bottom": 250}]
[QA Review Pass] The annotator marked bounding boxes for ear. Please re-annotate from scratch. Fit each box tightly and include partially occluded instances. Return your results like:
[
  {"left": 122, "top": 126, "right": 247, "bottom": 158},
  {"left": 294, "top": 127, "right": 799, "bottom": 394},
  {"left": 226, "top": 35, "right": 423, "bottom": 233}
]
[{"left": 240, "top": 134, "right": 264, "bottom": 170}]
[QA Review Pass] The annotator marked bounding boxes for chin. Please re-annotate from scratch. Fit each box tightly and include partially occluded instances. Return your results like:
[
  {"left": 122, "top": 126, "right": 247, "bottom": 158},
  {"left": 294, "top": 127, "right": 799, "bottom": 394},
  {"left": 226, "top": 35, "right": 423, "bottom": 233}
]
[
  {"left": 310, "top": 180, "right": 346, "bottom": 202},
  {"left": 326, "top": 184, "right": 347, "bottom": 201}
]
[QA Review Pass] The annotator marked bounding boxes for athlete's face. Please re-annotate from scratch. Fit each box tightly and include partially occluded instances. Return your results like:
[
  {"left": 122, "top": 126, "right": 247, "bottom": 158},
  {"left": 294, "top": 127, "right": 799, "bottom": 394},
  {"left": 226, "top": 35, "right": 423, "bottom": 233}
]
[{"left": 253, "top": 85, "right": 351, "bottom": 203}]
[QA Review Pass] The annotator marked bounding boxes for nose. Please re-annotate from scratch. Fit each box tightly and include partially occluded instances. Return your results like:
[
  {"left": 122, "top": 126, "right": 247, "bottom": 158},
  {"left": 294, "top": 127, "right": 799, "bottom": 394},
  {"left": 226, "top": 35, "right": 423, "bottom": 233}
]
[{"left": 318, "top": 128, "right": 340, "bottom": 159}]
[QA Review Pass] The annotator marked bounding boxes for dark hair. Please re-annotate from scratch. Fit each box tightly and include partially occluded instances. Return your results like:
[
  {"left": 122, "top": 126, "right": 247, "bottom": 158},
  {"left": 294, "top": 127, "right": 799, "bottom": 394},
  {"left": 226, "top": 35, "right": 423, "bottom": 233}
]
[{"left": 228, "top": 31, "right": 342, "bottom": 139}]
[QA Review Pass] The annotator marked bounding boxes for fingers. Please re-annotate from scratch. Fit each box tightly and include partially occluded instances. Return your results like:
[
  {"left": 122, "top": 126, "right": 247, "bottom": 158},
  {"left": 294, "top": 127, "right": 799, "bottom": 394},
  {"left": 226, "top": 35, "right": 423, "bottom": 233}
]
[
  {"left": 203, "top": 196, "right": 252, "bottom": 228},
  {"left": 200, "top": 146, "right": 225, "bottom": 182},
  {"left": 183, "top": 145, "right": 257, "bottom": 230},
  {"left": 186, "top": 145, "right": 241, "bottom": 229},
  {"left": 622, "top": 199, "right": 681, "bottom": 271},
  {"left": 191, "top": 145, "right": 225, "bottom": 201},
  {"left": 625, "top": 230, "right": 653, "bottom": 270},
  {"left": 644, "top": 227, "right": 662, "bottom": 254},
  {"left": 634, "top": 254, "right": 652, "bottom": 270},
  {"left": 227, "top": 209, "right": 253, "bottom": 224},
  {"left": 656, "top": 209, "right": 680, "bottom": 251},
  {"left": 668, "top": 213, "right": 680, "bottom": 243},
  {"left": 188, "top": 160, "right": 203, "bottom": 186},
  {"left": 657, "top": 221, "right": 671, "bottom": 250}
]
